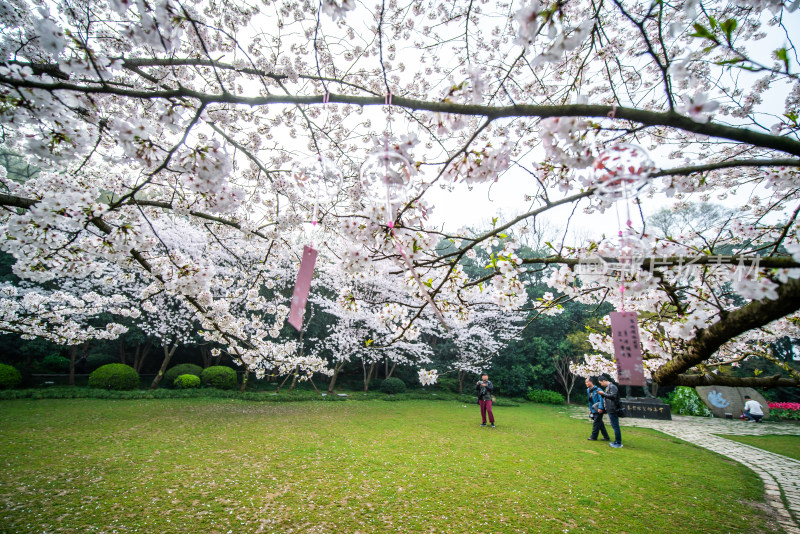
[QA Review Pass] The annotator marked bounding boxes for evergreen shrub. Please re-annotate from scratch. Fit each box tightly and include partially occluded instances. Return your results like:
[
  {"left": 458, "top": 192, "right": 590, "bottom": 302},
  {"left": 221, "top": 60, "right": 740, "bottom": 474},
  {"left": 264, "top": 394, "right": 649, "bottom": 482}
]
[
  {"left": 88, "top": 364, "right": 139, "bottom": 391},
  {"left": 174, "top": 374, "right": 201, "bottom": 389},
  {"left": 666, "top": 387, "right": 712, "bottom": 416},
  {"left": 201, "top": 366, "right": 237, "bottom": 390},
  {"left": 380, "top": 377, "right": 406, "bottom": 395},
  {"left": 162, "top": 364, "right": 203, "bottom": 388},
  {"left": 526, "top": 389, "right": 565, "bottom": 405},
  {"left": 0, "top": 363, "right": 22, "bottom": 389}
]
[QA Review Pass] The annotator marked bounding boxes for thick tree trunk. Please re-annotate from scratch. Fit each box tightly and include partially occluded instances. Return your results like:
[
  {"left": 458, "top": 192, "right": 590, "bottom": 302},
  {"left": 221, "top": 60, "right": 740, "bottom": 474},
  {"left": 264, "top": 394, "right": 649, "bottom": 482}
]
[
  {"left": 386, "top": 362, "right": 397, "bottom": 379},
  {"left": 654, "top": 277, "right": 800, "bottom": 385},
  {"left": 68, "top": 345, "right": 78, "bottom": 386},
  {"left": 149, "top": 343, "right": 178, "bottom": 390},
  {"left": 200, "top": 346, "right": 211, "bottom": 368},
  {"left": 327, "top": 362, "right": 345, "bottom": 394},
  {"left": 663, "top": 373, "right": 799, "bottom": 388},
  {"left": 119, "top": 343, "right": 126, "bottom": 365}
]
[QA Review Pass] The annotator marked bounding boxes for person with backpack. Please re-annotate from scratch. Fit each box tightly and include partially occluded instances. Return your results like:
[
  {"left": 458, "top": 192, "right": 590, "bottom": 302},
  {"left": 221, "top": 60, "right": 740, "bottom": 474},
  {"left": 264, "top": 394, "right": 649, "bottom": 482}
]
[
  {"left": 598, "top": 375, "right": 623, "bottom": 448},
  {"left": 476, "top": 373, "right": 495, "bottom": 428},
  {"left": 586, "top": 377, "right": 610, "bottom": 441}
]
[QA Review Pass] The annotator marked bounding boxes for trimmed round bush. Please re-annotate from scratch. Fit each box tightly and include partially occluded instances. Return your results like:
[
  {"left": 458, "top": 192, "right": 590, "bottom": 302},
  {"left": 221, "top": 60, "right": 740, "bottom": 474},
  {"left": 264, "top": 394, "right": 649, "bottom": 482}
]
[
  {"left": 380, "top": 377, "right": 406, "bottom": 395},
  {"left": 526, "top": 389, "right": 565, "bottom": 405},
  {"left": 162, "top": 364, "right": 203, "bottom": 389},
  {"left": 174, "top": 374, "right": 201, "bottom": 389},
  {"left": 88, "top": 364, "right": 139, "bottom": 391},
  {"left": 0, "top": 363, "right": 23, "bottom": 389},
  {"left": 201, "top": 366, "right": 237, "bottom": 390}
]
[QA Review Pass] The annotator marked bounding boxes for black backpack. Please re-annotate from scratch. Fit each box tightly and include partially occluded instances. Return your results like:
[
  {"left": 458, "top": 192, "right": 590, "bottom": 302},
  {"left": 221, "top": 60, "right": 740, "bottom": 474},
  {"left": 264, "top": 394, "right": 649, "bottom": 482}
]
[
  {"left": 608, "top": 387, "right": 626, "bottom": 417},
  {"left": 614, "top": 392, "right": 626, "bottom": 417}
]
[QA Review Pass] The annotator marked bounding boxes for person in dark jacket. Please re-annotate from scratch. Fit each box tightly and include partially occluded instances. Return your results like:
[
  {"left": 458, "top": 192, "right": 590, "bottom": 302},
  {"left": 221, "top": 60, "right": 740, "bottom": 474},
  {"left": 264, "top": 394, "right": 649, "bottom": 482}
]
[
  {"left": 598, "top": 375, "right": 623, "bottom": 448},
  {"left": 476, "top": 373, "right": 495, "bottom": 428},
  {"left": 586, "top": 377, "right": 610, "bottom": 441}
]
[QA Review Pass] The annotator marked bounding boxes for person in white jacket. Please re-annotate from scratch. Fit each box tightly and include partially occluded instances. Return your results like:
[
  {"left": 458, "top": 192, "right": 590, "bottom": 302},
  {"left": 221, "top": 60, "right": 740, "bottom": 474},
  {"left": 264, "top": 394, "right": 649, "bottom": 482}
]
[{"left": 743, "top": 396, "right": 764, "bottom": 423}]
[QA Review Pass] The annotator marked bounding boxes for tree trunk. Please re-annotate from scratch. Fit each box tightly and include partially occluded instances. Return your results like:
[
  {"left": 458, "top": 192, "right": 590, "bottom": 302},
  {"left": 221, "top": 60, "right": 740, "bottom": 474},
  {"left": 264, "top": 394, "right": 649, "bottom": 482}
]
[
  {"left": 653, "top": 277, "right": 800, "bottom": 385},
  {"left": 386, "top": 362, "right": 397, "bottom": 379},
  {"left": 200, "top": 346, "right": 211, "bottom": 368},
  {"left": 68, "top": 345, "right": 78, "bottom": 386},
  {"left": 240, "top": 368, "right": 249, "bottom": 392},
  {"left": 119, "top": 343, "right": 126, "bottom": 365},
  {"left": 149, "top": 343, "right": 178, "bottom": 390},
  {"left": 458, "top": 370, "right": 465, "bottom": 394},
  {"left": 327, "top": 362, "right": 345, "bottom": 394},
  {"left": 213, "top": 350, "right": 223, "bottom": 366},
  {"left": 133, "top": 341, "right": 152, "bottom": 373},
  {"left": 363, "top": 363, "right": 376, "bottom": 392},
  {"left": 289, "top": 371, "right": 298, "bottom": 392}
]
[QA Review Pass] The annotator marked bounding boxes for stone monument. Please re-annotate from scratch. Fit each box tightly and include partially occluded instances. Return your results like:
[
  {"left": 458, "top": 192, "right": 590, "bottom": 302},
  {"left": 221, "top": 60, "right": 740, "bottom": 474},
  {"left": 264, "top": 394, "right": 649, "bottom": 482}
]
[
  {"left": 696, "top": 386, "right": 771, "bottom": 419},
  {"left": 619, "top": 380, "right": 672, "bottom": 420}
]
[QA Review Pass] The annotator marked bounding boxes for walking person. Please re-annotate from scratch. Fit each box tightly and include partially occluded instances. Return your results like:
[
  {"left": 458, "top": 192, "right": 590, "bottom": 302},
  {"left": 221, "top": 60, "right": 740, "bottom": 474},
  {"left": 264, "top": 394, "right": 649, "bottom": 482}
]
[
  {"left": 598, "top": 375, "right": 623, "bottom": 448},
  {"left": 586, "top": 377, "right": 610, "bottom": 441},
  {"left": 476, "top": 373, "right": 495, "bottom": 428}
]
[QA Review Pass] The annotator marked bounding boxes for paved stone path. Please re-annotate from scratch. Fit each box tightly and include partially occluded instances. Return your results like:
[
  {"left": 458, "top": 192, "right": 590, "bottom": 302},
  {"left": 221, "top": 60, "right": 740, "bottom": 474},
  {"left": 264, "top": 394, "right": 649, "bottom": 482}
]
[{"left": 564, "top": 407, "right": 800, "bottom": 533}]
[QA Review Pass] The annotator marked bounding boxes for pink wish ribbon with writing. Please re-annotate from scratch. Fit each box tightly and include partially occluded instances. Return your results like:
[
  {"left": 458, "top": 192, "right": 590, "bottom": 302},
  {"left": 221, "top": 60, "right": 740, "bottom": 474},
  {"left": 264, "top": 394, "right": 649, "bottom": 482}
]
[
  {"left": 287, "top": 245, "right": 318, "bottom": 331},
  {"left": 609, "top": 311, "right": 646, "bottom": 386}
]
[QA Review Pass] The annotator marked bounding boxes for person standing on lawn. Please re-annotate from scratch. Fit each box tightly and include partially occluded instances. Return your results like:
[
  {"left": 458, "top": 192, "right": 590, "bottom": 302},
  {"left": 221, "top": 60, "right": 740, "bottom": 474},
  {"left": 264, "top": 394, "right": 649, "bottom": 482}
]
[
  {"left": 476, "top": 373, "right": 495, "bottom": 428},
  {"left": 586, "top": 377, "right": 610, "bottom": 441},
  {"left": 598, "top": 375, "right": 623, "bottom": 448}
]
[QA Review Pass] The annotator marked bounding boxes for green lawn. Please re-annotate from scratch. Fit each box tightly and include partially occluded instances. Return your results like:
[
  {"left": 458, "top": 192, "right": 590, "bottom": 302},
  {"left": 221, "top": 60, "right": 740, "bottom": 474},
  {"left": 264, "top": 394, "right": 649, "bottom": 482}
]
[
  {"left": 722, "top": 434, "right": 800, "bottom": 461},
  {"left": 0, "top": 399, "right": 777, "bottom": 533}
]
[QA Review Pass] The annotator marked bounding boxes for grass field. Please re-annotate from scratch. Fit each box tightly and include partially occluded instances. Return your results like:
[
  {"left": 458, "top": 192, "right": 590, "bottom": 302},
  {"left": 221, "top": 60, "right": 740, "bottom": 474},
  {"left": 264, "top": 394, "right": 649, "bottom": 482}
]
[
  {"left": 722, "top": 433, "right": 800, "bottom": 461},
  {"left": 0, "top": 399, "right": 777, "bottom": 533}
]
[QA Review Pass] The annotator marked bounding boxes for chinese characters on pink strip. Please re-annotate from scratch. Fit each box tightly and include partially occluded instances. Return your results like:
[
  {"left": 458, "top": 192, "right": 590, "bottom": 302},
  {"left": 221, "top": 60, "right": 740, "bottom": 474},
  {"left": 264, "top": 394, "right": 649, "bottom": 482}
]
[{"left": 609, "top": 311, "right": 646, "bottom": 386}]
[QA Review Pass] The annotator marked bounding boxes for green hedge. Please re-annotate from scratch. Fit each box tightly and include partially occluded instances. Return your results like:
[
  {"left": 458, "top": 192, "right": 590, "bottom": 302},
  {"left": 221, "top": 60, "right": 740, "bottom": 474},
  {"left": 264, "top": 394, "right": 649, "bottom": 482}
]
[
  {"left": 88, "top": 364, "right": 139, "bottom": 391},
  {"left": 162, "top": 364, "right": 203, "bottom": 388},
  {"left": 0, "top": 387, "right": 524, "bottom": 405},
  {"left": 380, "top": 377, "right": 406, "bottom": 395},
  {"left": 436, "top": 377, "right": 459, "bottom": 393},
  {"left": 665, "top": 387, "right": 712, "bottom": 416},
  {"left": 0, "top": 364, "right": 22, "bottom": 389},
  {"left": 526, "top": 389, "right": 565, "bottom": 405},
  {"left": 201, "top": 366, "right": 237, "bottom": 390},
  {"left": 174, "top": 374, "right": 201, "bottom": 389},
  {"left": 0, "top": 387, "right": 347, "bottom": 402}
]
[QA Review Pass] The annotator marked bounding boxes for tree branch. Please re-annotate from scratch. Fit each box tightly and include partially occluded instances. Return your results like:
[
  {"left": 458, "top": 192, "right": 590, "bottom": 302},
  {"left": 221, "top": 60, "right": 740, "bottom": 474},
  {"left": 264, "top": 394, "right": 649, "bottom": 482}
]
[
  {"left": 3, "top": 72, "right": 799, "bottom": 156},
  {"left": 653, "top": 277, "right": 800, "bottom": 384},
  {"left": 667, "top": 373, "right": 798, "bottom": 388}
]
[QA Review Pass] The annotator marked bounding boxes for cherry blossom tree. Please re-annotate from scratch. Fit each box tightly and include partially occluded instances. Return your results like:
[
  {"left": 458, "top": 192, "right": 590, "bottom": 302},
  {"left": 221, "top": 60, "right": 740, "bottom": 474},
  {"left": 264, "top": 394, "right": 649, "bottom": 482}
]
[{"left": 0, "top": 0, "right": 798, "bottom": 389}]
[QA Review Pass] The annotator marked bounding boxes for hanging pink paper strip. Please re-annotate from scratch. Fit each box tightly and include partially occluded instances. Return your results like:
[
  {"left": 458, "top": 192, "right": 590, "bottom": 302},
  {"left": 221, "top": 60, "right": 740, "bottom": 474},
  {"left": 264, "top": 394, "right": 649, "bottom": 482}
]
[
  {"left": 287, "top": 245, "right": 318, "bottom": 331},
  {"left": 609, "top": 311, "right": 646, "bottom": 386}
]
